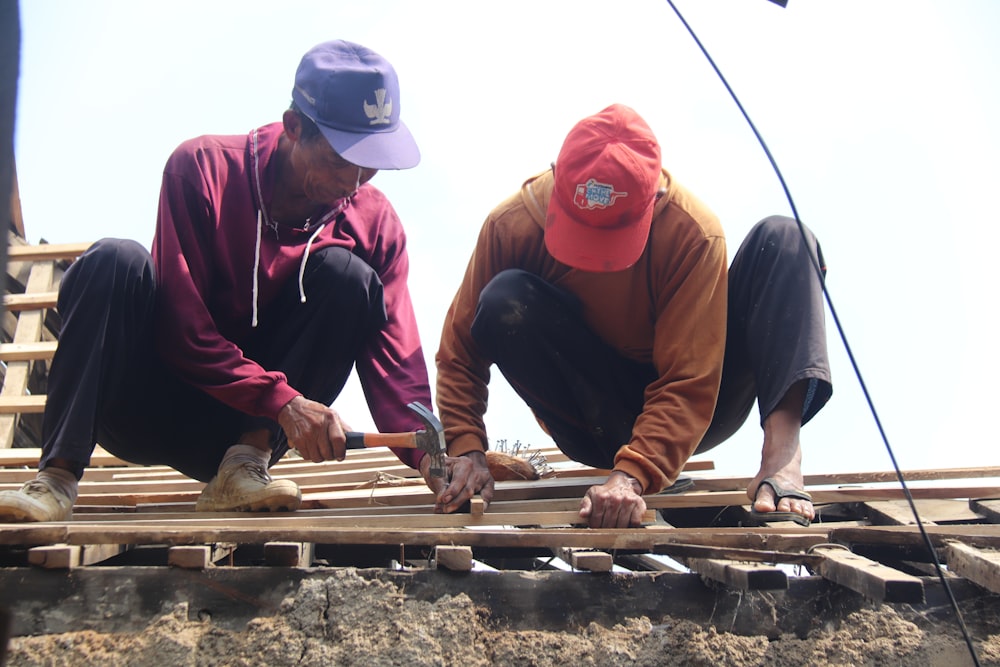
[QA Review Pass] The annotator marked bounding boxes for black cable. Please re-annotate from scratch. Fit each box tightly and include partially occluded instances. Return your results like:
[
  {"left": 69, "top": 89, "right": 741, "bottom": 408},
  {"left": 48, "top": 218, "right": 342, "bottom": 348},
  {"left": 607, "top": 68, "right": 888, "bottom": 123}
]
[{"left": 662, "top": 1, "right": 982, "bottom": 664}]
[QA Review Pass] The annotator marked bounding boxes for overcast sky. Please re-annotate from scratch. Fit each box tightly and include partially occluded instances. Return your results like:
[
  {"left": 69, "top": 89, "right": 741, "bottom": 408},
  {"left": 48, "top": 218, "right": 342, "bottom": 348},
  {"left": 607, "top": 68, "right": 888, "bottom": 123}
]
[{"left": 12, "top": 1, "right": 1000, "bottom": 479}]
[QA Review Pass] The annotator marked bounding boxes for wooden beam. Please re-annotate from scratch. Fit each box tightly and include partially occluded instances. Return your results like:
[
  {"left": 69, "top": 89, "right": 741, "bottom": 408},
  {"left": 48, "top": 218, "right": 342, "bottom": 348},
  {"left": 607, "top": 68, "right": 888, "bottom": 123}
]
[
  {"left": 830, "top": 525, "right": 1000, "bottom": 551},
  {"left": 0, "top": 259, "right": 53, "bottom": 447},
  {"left": 690, "top": 466, "right": 1000, "bottom": 492},
  {"left": 0, "top": 446, "right": 130, "bottom": 467},
  {"left": 0, "top": 523, "right": 823, "bottom": 552},
  {"left": 811, "top": 545, "right": 924, "bottom": 603},
  {"left": 263, "top": 541, "right": 314, "bottom": 567},
  {"left": 970, "top": 499, "right": 1000, "bottom": 523},
  {"left": 7, "top": 242, "right": 91, "bottom": 262},
  {"left": 555, "top": 547, "right": 613, "bottom": 572},
  {"left": 944, "top": 540, "right": 1000, "bottom": 594},
  {"left": 168, "top": 543, "right": 236, "bottom": 569},
  {"left": 864, "top": 499, "right": 982, "bottom": 526},
  {"left": 434, "top": 545, "right": 473, "bottom": 571},
  {"left": 2, "top": 290, "right": 57, "bottom": 310},
  {"left": 684, "top": 558, "right": 788, "bottom": 590},
  {"left": 26, "top": 543, "right": 125, "bottom": 569},
  {"left": 0, "top": 395, "right": 45, "bottom": 414},
  {"left": 0, "top": 340, "right": 57, "bottom": 362}
]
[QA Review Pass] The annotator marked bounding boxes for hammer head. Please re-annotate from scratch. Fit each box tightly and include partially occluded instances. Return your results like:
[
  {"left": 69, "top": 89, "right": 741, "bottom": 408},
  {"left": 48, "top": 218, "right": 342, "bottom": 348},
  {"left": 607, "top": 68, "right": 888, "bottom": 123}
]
[{"left": 407, "top": 402, "right": 447, "bottom": 479}]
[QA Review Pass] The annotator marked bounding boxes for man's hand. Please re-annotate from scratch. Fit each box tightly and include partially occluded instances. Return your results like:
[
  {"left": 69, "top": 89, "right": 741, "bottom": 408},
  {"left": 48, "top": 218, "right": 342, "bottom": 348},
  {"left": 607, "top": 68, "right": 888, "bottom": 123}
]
[
  {"left": 277, "top": 396, "right": 351, "bottom": 463},
  {"left": 421, "top": 450, "right": 495, "bottom": 514},
  {"left": 579, "top": 471, "right": 647, "bottom": 528}
]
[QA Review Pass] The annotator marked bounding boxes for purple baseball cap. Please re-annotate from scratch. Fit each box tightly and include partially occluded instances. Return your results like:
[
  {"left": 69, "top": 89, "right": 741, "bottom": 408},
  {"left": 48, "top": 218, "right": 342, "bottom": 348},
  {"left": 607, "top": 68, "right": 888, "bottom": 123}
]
[{"left": 291, "top": 40, "right": 420, "bottom": 170}]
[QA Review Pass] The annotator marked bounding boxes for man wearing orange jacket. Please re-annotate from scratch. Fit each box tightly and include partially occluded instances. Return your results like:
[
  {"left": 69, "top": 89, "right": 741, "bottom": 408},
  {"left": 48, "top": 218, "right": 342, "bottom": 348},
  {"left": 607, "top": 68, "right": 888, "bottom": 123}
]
[{"left": 427, "top": 104, "right": 831, "bottom": 528}]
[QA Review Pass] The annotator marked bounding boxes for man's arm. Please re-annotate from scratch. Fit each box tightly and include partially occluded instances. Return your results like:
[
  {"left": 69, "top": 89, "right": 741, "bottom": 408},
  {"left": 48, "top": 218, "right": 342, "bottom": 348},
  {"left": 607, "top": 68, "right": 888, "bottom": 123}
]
[
  {"left": 351, "top": 198, "right": 433, "bottom": 470},
  {"left": 613, "top": 229, "right": 728, "bottom": 495},
  {"left": 581, "top": 223, "right": 728, "bottom": 528},
  {"left": 152, "top": 165, "right": 302, "bottom": 420}
]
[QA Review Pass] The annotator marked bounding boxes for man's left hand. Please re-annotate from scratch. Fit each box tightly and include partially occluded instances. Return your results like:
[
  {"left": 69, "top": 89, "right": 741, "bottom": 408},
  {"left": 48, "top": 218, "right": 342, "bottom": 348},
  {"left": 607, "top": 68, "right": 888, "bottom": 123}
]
[
  {"left": 420, "top": 451, "right": 495, "bottom": 514},
  {"left": 579, "top": 471, "right": 647, "bottom": 528}
]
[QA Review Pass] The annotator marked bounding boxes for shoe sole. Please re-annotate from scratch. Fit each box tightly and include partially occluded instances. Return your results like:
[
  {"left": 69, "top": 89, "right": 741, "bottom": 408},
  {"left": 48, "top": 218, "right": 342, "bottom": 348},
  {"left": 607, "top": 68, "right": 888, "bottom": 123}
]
[
  {"left": 195, "top": 481, "right": 302, "bottom": 513},
  {"left": 0, "top": 502, "right": 72, "bottom": 523}
]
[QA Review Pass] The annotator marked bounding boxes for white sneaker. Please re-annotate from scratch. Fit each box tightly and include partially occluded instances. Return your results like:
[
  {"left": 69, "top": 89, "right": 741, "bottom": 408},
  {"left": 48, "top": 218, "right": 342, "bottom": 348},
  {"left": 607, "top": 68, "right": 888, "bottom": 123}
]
[
  {"left": 0, "top": 479, "right": 74, "bottom": 522},
  {"left": 195, "top": 461, "right": 301, "bottom": 512}
]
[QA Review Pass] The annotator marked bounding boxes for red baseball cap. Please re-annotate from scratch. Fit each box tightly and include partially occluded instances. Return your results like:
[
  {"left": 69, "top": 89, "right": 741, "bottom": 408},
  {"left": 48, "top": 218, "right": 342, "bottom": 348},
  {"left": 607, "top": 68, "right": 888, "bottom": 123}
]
[{"left": 545, "top": 104, "right": 662, "bottom": 272}]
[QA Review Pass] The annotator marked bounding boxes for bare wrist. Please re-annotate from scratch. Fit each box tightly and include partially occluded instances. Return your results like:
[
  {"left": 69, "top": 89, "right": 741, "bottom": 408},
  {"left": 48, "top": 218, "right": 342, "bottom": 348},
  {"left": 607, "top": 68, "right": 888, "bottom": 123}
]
[{"left": 611, "top": 470, "right": 643, "bottom": 495}]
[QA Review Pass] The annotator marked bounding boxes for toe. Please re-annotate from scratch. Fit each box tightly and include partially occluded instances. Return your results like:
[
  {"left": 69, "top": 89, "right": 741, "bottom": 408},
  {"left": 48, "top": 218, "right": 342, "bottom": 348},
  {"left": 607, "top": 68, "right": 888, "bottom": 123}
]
[{"left": 752, "top": 482, "right": 777, "bottom": 513}]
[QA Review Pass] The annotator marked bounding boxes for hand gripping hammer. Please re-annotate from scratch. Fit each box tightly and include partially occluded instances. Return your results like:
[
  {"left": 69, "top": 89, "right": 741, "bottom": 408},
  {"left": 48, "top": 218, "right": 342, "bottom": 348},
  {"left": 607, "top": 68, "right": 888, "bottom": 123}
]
[{"left": 344, "top": 402, "right": 448, "bottom": 480}]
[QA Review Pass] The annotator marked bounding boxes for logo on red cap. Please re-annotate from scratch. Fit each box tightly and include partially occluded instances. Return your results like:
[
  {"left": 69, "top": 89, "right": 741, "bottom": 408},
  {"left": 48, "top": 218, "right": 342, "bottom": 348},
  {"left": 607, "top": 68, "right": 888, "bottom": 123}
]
[{"left": 573, "top": 178, "right": 628, "bottom": 210}]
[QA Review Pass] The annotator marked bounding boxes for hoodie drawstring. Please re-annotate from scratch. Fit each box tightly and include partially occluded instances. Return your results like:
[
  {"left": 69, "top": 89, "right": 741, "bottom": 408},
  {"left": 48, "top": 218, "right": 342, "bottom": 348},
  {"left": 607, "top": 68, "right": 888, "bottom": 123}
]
[
  {"left": 252, "top": 208, "right": 263, "bottom": 328},
  {"left": 299, "top": 223, "right": 326, "bottom": 303}
]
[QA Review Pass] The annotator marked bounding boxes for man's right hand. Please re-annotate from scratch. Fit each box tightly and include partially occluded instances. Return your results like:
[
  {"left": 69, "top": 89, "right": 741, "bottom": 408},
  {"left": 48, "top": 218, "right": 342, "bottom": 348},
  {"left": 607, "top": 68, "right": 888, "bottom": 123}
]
[
  {"left": 421, "top": 450, "right": 495, "bottom": 514},
  {"left": 277, "top": 395, "right": 351, "bottom": 463}
]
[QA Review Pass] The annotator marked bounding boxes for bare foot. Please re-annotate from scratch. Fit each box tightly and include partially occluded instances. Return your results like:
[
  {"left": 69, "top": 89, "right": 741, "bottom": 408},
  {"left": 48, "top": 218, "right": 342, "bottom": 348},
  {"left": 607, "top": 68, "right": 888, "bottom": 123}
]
[
  {"left": 747, "top": 381, "right": 814, "bottom": 522},
  {"left": 748, "top": 464, "right": 813, "bottom": 522}
]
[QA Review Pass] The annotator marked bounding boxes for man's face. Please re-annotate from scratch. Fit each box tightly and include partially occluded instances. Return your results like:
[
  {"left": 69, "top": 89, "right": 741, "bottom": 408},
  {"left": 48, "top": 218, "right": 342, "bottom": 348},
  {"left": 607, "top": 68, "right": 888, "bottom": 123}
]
[{"left": 294, "top": 133, "right": 378, "bottom": 204}]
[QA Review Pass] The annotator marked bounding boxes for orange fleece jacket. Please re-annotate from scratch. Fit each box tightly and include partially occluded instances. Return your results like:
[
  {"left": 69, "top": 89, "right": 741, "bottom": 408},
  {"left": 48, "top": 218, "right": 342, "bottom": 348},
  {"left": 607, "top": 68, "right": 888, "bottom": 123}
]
[{"left": 435, "top": 169, "right": 727, "bottom": 493}]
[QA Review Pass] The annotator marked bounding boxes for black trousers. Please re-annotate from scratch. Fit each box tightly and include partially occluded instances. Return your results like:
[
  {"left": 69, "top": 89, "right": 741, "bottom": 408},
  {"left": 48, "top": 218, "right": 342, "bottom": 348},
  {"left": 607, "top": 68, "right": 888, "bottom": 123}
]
[
  {"left": 470, "top": 216, "right": 833, "bottom": 470},
  {"left": 40, "top": 238, "right": 386, "bottom": 482}
]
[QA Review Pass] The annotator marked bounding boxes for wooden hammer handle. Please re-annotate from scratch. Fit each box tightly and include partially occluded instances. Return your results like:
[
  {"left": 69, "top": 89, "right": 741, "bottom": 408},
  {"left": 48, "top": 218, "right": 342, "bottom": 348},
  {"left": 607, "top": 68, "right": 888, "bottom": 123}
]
[{"left": 344, "top": 431, "right": 419, "bottom": 450}]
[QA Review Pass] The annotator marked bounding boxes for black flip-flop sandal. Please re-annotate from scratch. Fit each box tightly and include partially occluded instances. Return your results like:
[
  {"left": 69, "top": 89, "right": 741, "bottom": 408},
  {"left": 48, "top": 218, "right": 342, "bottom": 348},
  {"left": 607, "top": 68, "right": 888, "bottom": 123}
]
[
  {"left": 658, "top": 476, "right": 694, "bottom": 495},
  {"left": 748, "top": 477, "right": 812, "bottom": 527}
]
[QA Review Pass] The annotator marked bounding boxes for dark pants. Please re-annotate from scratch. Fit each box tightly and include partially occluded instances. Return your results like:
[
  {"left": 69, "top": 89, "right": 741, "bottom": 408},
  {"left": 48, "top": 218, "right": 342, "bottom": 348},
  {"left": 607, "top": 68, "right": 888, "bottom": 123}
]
[
  {"left": 470, "top": 216, "right": 833, "bottom": 470},
  {"left": 40, "top": 239, "right": 386, "bottom": 482}
]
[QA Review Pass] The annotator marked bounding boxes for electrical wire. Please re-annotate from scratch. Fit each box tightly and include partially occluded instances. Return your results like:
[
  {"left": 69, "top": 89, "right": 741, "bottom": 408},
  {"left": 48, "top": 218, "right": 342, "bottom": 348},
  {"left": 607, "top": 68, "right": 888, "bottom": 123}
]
[{"left": 662, "top": 1, "right": 982, "bottom": 664}]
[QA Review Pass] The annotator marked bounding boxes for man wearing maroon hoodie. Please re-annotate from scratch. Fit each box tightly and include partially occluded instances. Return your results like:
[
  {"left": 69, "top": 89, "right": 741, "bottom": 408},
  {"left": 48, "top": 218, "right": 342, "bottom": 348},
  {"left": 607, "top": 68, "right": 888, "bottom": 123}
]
[{"left": 0, "top": 40, "right": 431, "bottom": 521}]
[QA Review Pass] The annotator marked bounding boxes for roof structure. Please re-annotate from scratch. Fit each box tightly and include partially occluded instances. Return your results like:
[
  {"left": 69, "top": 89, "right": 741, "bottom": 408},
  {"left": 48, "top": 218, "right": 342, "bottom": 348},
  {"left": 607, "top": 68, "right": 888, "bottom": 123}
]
[{"left": 3, "top": 224, "right": 1000, "bottom": 664}]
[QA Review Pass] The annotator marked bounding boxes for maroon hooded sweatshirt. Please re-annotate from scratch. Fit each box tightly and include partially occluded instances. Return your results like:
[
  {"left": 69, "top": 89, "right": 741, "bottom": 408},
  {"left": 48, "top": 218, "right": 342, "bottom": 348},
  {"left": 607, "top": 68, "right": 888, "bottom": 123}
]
[{"left": 150, "top": 122, "right": 431, "bottom": 468}]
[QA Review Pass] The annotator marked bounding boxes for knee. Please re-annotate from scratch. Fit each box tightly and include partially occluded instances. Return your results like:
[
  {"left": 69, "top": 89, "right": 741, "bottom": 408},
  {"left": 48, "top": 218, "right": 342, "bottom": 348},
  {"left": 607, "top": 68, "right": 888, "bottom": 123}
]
[
  {"left": 472, "top": 270, "right": 540, "bottom": 341},
  {"left": 751, "top": 215, "right": 818, "bottom": 249},
  {"left": 61, "top": 239, "right": 155, "bottom": 300},
  {"left": 305, "top": 246, "right": 385, "bottom": 315},
  {"left": 82, "top": 238, "right": 153, "bottom": 271}
]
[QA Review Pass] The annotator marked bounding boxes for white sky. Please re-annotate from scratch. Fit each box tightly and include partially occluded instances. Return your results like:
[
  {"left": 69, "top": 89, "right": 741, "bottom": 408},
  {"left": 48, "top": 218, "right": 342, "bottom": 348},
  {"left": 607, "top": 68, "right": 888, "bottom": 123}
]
[{"left": 12, "top": 0, "right": 1000, "bottom": 478}]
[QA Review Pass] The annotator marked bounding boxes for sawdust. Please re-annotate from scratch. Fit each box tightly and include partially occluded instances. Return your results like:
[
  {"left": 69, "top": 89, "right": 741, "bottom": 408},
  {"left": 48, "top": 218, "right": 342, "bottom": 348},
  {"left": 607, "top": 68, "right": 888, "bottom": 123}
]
[{"left": 6, "top": 569, "right": 999, "bottom": 666}]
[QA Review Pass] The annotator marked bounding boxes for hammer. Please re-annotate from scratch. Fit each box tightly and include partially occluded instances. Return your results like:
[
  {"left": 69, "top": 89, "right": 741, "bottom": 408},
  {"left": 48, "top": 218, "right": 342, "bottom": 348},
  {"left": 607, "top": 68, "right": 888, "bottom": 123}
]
[{"left": 344, "top": 402, "right": 447, "bottom": 479}]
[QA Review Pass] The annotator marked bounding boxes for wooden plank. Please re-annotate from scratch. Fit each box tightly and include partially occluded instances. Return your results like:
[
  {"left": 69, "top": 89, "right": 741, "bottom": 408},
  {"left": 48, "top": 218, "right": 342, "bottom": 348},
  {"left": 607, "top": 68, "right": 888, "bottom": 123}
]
[
  {"left": 48, "top": 508, "right": 658, "bottom": 531},
  {"left": 28, "top": 544, "right": 81, "bottom": 569},
  {"left": 615, "top": 553, "right": 686, "bottom": 572},
  {"left": 0, "top": 340, "right": 57, "bottom": 362},
  {"left": 690, "top": 466, "right": 1000, "bottom": 492},
  {"left": 168, "top": 543, "right": 236, "bottom": 569},
  {"left": 830, "top": 525, "right": 1000, "bottom": 551},
  {"left": 0, "top": 446, "right": 131, "bottom": 468},
  {"left": 970, "top": 499, "right": 1000, "bottom": 523},
  {"left": 811, "top": 545, "right": 924, "bottom": 603},
  {"left": 2, "top": 291, "right": 57, "bottom": 310},
  {"left": 27, "top": 543, "right": 124, "bottom": 569},
  {"left": 7, "top": 242, "right": 91, "bottom": 262},
  {"left": 263, "top": 541, "right": 314, "bottom": 567},
  {"left": 944, "top": 540, "right": 1000, "bottom": 594},
  {"left": 0, "top": 259, "right": 53, "bottom": 448},
  {"left": 0, "top": 395, "right": 46, "bottom": 413},
  {"left": 28, "top": 477, "right": 1000, "bottom": 513},
  {"left": 684, "top": 558, "right": 788, "bottom": 590},
  {"left": 434, "top": 545, "right": 473, "bottom": 571},
  {"left": 865, "top": 499, "right": 983, "bottom": 526},
  {"left": 556, "top": 547, "right": 613, "bottom": 572},
  {"left": 0, "top": 523, "right": 826, "bottom": 553}
]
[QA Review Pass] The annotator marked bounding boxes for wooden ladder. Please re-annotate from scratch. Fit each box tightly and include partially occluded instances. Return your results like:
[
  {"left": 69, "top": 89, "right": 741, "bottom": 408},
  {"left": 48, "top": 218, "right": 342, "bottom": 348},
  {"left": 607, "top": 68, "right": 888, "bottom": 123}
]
[{"left": 1, "top": 233, "right": 90, "bottom": 448}]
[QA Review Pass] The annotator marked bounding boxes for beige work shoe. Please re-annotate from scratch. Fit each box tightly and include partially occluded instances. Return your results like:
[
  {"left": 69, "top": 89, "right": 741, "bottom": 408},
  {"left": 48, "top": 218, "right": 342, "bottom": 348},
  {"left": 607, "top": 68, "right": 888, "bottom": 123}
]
[
  {"left": 195, "top": 460, "right": 301, "bottom": 512},
  {"left": 0, "top": 479, "right": 74, "bottom": 522}
]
